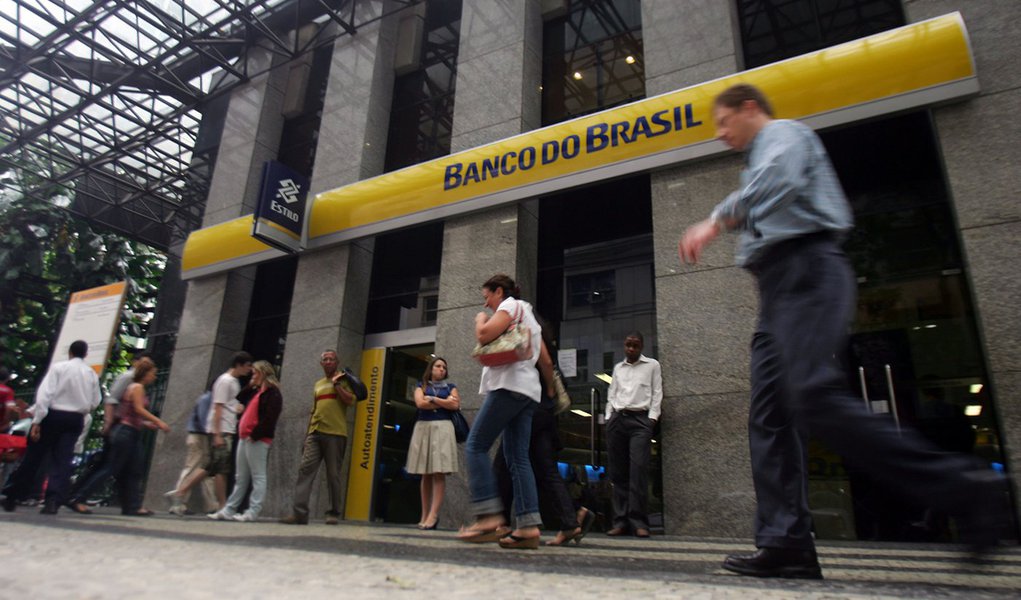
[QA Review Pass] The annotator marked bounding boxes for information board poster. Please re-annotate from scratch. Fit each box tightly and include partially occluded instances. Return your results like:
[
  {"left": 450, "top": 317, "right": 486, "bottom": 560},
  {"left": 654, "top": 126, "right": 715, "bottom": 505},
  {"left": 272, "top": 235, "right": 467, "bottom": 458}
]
[{"left": 49, "top": 281, "right": 128, "bottom": 375}]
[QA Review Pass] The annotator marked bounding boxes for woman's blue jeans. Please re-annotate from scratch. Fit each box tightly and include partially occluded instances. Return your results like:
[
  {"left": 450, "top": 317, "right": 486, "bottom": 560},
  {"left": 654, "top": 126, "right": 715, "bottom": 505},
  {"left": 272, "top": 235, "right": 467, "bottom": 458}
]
[{"left": 465, "top": 388, "right": 541, "bottom": 528}]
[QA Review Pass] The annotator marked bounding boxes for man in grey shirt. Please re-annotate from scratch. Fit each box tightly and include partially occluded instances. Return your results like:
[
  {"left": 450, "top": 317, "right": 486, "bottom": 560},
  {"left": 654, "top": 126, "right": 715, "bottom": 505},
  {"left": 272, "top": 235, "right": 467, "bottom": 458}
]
[{"left": 680, "top": 84, "right": 1005, "bottom": 579}]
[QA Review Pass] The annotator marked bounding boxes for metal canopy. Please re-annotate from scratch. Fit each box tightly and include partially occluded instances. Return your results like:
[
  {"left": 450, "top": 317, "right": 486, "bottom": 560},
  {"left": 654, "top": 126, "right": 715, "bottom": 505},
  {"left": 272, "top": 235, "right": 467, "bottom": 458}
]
[{"left": 0, "top": 0, "right": 422, "bottom": 250}]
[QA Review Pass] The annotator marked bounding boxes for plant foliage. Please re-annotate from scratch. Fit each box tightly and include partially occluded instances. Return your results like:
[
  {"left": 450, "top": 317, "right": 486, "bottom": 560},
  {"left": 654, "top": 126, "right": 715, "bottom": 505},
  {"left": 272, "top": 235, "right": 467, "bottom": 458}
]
[{"left": 0, "top": 162, "right": 166, "bottom": 393}]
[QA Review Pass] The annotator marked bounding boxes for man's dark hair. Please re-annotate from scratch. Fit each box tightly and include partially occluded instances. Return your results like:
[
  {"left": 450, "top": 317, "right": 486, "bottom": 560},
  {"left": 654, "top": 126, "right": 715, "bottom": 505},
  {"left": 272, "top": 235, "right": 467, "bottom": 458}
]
[
  {"left": 626, "top": 331, "right": 645, "bottom": 345},
  {"left": 714, "top": 83, "right": 774, "bottom": 118},
  {"left": 0, "top": 367, "right": 9, "bottom": 382},
  {"left": 230, "top": 351, "right": 254, "bottom": 367},
  {"left": 69, "top": 340, "right": 88, "bottom": 358}
]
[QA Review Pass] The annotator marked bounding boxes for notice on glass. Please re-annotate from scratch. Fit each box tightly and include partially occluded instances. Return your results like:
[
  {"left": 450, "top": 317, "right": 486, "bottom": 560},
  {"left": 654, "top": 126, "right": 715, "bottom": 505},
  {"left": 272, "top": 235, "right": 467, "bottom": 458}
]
[
  {"left": 558, "top": 349, "right": 577, "bottom": 378},
  {"left": 49, "top": 281, "right": 128, "bottom": 375}
]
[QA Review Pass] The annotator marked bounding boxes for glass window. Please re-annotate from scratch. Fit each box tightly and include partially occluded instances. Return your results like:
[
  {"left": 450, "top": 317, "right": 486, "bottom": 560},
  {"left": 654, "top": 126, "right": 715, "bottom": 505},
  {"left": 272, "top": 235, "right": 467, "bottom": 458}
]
[
  {"left": 566, "top": 270, "right": 616, "bottom": 309},
  {"left": 384, "top": 0, "right": 463, "bottom": 172},
  {"left": 278, "top": 43, "right": 334, "bottom": 177},
  {"left": 365, "top": 223, "right": 444, "bottom": 334},
  {"left": 736, "top": 0, "right": 905, "bottom": 69},
  {"left": 542, "top": 0, "right": 644, "bottom": 125},
  {"left": 243, "top": 256, "right": 298, "bottom": 372}
]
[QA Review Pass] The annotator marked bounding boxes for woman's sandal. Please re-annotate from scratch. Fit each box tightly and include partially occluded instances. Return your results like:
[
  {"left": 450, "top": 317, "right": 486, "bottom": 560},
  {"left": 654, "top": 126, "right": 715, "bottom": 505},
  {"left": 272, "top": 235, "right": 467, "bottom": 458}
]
[
  {"left": 66, "top": 502, "right": 93, "bottom": 515},
  {"left": 498, "top": 534, "right": 540, "bottom": 550},
  {"left": 545, "top": 527, "right": 582, "bottom": 546},
  {"left": 576, "top": 507, "right": 596, "bottom": 543},
  {"left": 457, "top": 524, "right": 510, "bottom": 543}
]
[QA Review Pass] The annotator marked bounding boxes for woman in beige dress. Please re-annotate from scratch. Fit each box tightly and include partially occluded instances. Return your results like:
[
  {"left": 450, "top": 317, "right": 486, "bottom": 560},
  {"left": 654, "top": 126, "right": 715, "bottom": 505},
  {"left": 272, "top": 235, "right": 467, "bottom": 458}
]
[{"left": 405, "top": 357, "right": 459, "bottom": 530}]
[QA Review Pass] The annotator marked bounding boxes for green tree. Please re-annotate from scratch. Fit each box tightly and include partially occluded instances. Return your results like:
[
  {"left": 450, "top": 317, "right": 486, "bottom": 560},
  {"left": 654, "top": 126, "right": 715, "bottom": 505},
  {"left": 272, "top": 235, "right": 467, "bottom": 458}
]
[{"left": 0, "top": 158, "right": 166, "bottom": 394}]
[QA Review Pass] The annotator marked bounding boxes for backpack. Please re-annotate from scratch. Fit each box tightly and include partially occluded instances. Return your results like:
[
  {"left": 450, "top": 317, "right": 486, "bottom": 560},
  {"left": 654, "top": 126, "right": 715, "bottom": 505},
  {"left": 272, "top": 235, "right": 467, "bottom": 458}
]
[{"left": 189, "top": 390, "right": 213, "bottom": 432}]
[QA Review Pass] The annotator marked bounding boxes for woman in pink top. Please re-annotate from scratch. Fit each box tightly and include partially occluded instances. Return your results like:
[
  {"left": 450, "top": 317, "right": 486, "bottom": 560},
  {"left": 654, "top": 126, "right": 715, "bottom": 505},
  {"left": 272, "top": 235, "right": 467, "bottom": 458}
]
[
  {"left": 209, "top": 360, "right": 282, "bottom": 522},
  {"left": 68, "top": 358, "right": 169, "bottom": 515}
]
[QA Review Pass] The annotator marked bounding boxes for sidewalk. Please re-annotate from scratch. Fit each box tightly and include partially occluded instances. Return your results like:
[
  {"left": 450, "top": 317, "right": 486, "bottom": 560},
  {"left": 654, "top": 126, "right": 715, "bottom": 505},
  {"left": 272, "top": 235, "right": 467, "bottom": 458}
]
[{"left": 0, "top": 508, "right": 1017, "bottom": 599}]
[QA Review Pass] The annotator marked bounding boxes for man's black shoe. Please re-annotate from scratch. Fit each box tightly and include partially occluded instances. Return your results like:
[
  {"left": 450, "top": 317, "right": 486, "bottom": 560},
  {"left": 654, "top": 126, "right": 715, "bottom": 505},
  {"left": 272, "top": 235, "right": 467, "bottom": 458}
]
[
  {"left": 722, "top": 547, "right": 823, "bottom": 580},
  {"left": 39, "top": 501, "right": 59, "bottom": 515},
  {"left": 1, "top": 496, "right": 16, "bottom": 512}
]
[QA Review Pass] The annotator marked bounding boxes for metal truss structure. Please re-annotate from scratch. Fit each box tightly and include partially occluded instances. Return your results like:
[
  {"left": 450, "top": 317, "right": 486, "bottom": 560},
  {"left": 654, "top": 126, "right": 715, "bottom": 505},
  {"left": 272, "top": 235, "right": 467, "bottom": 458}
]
[
  {"left": 737, "top": 0, "right": 905, "bottom": 69},
  {"left": 541, "top": 0, "right": 644, "bottom": 124},
  {"left": 0, "top": 0, "right": 423, "bottom": 251}
]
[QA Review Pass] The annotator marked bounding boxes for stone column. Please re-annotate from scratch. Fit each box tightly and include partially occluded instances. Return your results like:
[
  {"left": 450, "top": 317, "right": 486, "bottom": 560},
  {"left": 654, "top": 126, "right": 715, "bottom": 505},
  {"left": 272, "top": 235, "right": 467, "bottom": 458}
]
[
  {"left": 145, "top": 47, "right": 289, "bottom": 508},
  {"left": 906, "top": 0, "right": 1021, "bottom": 528},
  {"left": 642, "top": 0, "right": 752, "bottom": 536},
  {"left": 435, "top": 0, "right": 543, "bottom": 526},
  {"left": 268, "top": 2, "right": 397, "bottom": 520}
]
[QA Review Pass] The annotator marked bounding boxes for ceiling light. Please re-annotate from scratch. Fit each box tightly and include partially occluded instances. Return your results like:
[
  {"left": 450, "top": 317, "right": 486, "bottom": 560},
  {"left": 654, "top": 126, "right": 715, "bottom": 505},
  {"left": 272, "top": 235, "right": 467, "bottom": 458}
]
[
  {"left": 965, "top": 405, "right": 982, "bottom": 417},
  {"left": 625, "top": 55, "right": 636, "bottom": 64},
  {"left": 571, "top": 409, "right": 592, "bottom": 418},
  {"left": 573, "top": 71, "right": 583, "bottom": 80},
  {"left": 970, "top": 384, "right": 983, "bottom": 394},
  {"left": 595, "top": 373, "right": 612, "bottom": 385}
]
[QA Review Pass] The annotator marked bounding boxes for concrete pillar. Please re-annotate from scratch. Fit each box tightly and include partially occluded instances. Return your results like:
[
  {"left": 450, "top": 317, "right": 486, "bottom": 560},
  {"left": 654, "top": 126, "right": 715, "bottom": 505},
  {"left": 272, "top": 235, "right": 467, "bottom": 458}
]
[
  {"left": 145, "top": 47, "right": 289, "bottom": 508},
  {"left": 449, "top": 0, "right": 543, "bottom": 149},
  {"left": 143, "top": 45, "right": 289, "bottom": 506},
  {"left": 642, "top": 0, "right": 751, "bottom": 536},
  {"left": 268, "top": 1, "right": 397, "bottom": 520},
  {"left": 906, "top": 0, "right": 1021, "bottom": 528},
  {"left": 435, "top": 0, "right": 543, "bottom": 527}
]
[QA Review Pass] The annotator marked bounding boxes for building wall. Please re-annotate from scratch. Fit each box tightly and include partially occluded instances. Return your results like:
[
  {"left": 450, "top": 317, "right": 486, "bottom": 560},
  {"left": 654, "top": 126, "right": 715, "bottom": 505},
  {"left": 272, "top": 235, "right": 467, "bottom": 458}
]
[
  {"left": 269, "top": 1, "right": 397, "bottom": 520},
  {"left": 641, "top": 0, "right": 755, "bottom": 536},
  {"left": 145, "top": 47, "right": 289, "bottom": 509},
  {"left": 433, "top": 0, "right": 543, "bottom": 527},
  {"left": 151, "top": 1, "right": 1020, "bottom": 535}
]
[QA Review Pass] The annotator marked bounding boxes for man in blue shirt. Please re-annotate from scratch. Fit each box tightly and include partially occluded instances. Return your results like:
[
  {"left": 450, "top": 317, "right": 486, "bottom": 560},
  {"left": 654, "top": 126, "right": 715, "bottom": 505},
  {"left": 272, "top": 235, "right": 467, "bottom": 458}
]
[
  {"left": 680, "top": 84, "right": 1005, "bottom": 579},
  {"left": 167, "top": 385, "right": 218, "bottom": 515}
]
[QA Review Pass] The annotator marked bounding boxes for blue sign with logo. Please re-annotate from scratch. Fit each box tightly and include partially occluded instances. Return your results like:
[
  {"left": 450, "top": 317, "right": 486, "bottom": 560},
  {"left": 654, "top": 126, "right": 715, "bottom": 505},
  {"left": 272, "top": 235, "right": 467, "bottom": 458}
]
[{"left": 251, "top": 160, "right": 309, "bottom": 253}]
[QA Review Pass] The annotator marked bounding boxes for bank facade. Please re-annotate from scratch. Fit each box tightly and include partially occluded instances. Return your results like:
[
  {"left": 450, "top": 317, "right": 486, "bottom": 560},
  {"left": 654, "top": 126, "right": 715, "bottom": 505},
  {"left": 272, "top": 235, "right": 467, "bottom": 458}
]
[{"left": 146, "top": 0, "right": 1020, "bottom": 543}]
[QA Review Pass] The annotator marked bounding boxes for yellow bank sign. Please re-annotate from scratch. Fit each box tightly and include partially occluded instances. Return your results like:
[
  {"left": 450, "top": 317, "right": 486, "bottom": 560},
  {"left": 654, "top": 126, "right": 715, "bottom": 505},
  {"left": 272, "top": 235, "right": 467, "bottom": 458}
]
[{"left": 182, "top": 13, "right": 977, "bottom": 280}]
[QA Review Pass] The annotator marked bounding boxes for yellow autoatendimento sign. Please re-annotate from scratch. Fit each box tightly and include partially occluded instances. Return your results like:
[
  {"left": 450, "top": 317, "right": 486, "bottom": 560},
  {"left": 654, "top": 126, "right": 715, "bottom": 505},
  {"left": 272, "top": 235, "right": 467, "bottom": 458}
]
[
  {"left": 181, "top": 12, "right": 977, "bottom": 280},
  {"left": 344, "top": 347, "right": 386, "bottom": 521}
]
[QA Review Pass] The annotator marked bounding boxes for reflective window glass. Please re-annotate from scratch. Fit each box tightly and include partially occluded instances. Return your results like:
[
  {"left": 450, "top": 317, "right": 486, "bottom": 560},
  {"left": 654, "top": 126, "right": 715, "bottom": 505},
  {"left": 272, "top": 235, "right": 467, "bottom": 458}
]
[{"left": 542, "top": 0, "right": 644, "bottom": 126}]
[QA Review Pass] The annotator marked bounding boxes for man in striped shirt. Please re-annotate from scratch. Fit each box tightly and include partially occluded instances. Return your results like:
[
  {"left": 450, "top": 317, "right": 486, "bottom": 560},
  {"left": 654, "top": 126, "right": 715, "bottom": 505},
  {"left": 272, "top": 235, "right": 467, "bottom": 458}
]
[
  {"left": 680, "top": 84, "right": 1005, "bottom": 579},
  {"left": 279, "top": 349, "right": 354, "bottom": 525}
]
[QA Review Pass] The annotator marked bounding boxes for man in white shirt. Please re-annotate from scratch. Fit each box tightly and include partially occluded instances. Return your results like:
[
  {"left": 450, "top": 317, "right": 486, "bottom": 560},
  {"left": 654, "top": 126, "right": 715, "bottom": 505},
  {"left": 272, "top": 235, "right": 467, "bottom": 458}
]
[
  {"left": 167, "top": 351, "right": 252, "bottom": 512},
  {"left": 604, "top": 332, "right": 663, "bottom": 538},
  {"left": 2, "top": 340, "right": 101, "bottom": 514}
]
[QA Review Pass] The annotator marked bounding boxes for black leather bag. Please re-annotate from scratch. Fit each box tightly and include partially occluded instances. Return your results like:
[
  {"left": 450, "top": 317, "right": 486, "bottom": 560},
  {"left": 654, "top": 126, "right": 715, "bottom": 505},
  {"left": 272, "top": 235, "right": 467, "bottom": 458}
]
[
  {"left": 343, "top": 367, "right": 369, "bottom": 401},
  {"left": 450, "top": 410, "right": 470, "bottom": 443}
]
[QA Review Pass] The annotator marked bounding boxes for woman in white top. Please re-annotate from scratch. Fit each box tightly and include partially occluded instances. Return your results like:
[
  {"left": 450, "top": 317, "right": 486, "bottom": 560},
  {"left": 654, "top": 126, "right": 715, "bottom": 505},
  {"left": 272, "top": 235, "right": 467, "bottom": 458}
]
[{"left": 457, "top": 274, "right": 554, "bottom": 549}]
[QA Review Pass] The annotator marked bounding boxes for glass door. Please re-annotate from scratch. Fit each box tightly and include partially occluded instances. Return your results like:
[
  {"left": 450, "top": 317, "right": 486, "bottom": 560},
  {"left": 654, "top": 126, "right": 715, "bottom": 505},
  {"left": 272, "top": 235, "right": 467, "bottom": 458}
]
[
  {"left": 371, "top": 343, "right": 433, "bottom": 523},
  {"left": 806, "top": 111, "right": 1013, "bottom": 542},
  {"left": 537, "top": 175, "right": 662, "bottom": 532}
]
